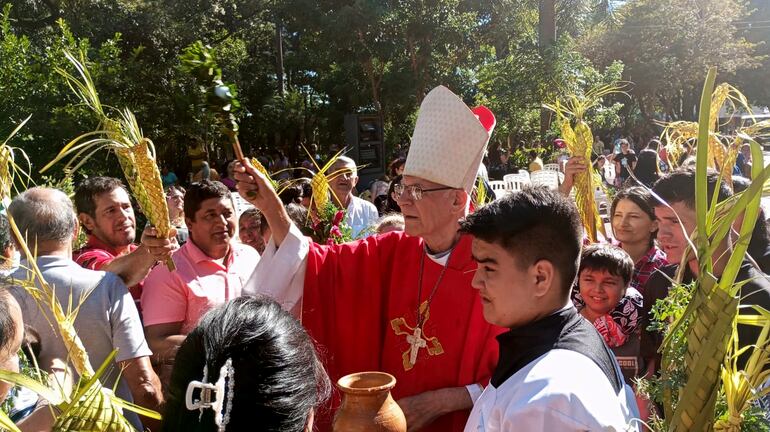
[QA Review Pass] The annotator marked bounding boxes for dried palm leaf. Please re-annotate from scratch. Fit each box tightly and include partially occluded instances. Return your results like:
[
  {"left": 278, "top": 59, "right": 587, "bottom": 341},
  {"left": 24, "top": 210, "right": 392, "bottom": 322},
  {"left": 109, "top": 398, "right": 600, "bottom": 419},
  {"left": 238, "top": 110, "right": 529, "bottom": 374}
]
[
  {"left": 544, "top": 83, "right": 626, "bottom": 242},
  {"left": 40, "top": 51, "right": 175, "bottom": 270},
  {"left": 0, "top": 103, "right": 159, "bottom": 432}
]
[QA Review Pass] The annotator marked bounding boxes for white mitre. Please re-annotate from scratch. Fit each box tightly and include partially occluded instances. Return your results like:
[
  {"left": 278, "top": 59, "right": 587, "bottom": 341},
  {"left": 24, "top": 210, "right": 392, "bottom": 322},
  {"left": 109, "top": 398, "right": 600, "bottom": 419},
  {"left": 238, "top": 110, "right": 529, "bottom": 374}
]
[{"left": 404, "top": 85, "right": 496, "bottom": 193}]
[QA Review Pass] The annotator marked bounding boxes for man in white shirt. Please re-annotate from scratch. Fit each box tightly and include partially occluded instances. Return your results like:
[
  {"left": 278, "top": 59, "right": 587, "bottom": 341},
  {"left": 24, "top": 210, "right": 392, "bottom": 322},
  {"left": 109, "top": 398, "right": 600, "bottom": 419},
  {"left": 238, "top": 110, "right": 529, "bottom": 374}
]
[
  {"left": 460, "top": 187, "right": 639, "bottom": 431},
  {"left": 328, "top": 156, "right": 379, "bottom": 238}
]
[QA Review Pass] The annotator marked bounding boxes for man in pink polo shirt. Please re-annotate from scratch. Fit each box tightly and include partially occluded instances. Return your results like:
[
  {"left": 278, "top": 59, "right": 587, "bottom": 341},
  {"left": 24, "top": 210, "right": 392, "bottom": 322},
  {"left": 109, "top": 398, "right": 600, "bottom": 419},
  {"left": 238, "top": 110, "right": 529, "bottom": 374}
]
[{"left": 141, "top": 180, "right": 258, "bottom": 378}]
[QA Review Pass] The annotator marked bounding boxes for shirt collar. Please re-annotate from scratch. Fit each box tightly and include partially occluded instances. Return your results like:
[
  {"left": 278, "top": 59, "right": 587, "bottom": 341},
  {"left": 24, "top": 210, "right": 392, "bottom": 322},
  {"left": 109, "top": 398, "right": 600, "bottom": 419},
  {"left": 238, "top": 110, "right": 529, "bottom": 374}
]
[
  {"left": 492, "top": 305, "right": 580, "bottom": 387},
  {"left": 184, "top": 239, "right": 234, "bottom": 266},
  {"left": 84, "top": 235, "right": 123, "bottom": 256}
]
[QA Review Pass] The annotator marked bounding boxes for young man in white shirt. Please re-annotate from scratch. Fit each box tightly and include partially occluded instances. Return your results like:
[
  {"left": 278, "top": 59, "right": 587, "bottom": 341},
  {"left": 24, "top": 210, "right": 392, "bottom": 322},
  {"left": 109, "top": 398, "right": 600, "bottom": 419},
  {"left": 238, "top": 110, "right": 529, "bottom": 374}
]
[{"left": 460, "top": 186, "right": 639, "bottom": 431}]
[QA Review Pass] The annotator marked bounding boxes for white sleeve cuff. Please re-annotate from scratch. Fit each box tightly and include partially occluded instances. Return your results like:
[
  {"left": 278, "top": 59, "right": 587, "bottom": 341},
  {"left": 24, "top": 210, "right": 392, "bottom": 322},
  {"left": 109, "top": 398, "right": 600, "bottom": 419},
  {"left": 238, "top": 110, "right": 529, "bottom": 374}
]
[
  {"left": 466, "top": 383, "right": 484, "bottom": 404},
  {"left": 242, "top": 223, "right": 309, "bottom": 311}
]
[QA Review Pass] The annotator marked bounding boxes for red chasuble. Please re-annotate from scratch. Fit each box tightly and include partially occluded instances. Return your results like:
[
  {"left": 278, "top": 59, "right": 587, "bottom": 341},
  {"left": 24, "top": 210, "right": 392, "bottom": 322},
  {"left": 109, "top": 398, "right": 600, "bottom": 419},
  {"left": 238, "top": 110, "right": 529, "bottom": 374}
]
[{"left": 302, "top": 232, "right": 505, "bottom": 432}]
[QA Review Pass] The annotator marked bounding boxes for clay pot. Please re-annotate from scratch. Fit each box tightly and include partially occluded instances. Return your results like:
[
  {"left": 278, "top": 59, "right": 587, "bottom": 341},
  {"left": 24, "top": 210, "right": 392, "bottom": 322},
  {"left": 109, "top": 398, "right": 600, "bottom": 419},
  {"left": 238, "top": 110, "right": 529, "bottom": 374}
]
[{"left": 332, "top": 371, "right": 407, "bottom": 432}]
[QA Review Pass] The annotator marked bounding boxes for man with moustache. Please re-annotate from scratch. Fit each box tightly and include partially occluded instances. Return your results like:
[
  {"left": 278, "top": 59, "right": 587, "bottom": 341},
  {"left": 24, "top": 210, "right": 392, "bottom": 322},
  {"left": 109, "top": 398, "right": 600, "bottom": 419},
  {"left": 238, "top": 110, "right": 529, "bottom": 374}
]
[{"left": 141, "top": 181, "right": 259, "bottom": 373}]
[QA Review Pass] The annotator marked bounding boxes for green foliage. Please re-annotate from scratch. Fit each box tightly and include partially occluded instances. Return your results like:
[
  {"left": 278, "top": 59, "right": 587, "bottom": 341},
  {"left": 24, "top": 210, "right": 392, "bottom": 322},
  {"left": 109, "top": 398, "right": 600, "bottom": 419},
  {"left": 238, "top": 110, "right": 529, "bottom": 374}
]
[
  {"left": 0, "top": 0, "right": 766, "bottom": 186},
  {"left": 309, "top": 201, "right": 353, "bottom": 245},
  {"left": 580, "top": 0, "right": 762, "bottom": 123}
]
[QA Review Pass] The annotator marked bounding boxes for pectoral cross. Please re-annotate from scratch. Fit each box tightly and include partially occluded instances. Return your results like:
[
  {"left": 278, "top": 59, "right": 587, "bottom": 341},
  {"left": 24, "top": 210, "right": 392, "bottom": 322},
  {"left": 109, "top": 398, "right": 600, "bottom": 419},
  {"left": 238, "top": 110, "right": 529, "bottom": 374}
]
[{"left": 391, "top": 302, "right": 444, "bottom": 371}]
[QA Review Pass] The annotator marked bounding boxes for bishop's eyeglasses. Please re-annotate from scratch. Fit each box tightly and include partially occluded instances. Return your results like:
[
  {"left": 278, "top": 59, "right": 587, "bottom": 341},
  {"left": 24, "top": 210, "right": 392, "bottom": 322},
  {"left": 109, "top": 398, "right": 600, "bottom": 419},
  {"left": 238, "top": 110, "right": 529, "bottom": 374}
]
[{"left": 393, "top": 183, "right": 455, "bottom": 201}]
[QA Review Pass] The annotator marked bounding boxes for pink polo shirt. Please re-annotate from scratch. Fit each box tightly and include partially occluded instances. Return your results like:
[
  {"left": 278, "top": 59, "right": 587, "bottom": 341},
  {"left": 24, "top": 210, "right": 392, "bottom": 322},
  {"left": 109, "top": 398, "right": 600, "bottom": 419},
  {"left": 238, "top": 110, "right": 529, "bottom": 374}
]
[{"left": 141, "top": 240, "right": 259, "bottom": 333}]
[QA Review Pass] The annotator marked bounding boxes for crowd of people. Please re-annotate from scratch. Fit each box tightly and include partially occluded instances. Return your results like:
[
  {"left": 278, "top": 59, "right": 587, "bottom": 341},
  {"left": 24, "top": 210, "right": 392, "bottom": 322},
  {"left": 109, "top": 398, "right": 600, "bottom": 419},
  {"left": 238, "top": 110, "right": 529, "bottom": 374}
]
[{"left": 0, "top": 84, "right": 767, "bottom": 432}]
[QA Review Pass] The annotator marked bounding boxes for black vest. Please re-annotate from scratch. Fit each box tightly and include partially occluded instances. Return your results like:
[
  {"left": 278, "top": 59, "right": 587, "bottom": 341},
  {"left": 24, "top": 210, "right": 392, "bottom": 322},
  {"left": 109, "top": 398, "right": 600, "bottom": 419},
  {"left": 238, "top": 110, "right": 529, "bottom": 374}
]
[{"left": 492, "top": 306, "right": 624, "bottom": 394}]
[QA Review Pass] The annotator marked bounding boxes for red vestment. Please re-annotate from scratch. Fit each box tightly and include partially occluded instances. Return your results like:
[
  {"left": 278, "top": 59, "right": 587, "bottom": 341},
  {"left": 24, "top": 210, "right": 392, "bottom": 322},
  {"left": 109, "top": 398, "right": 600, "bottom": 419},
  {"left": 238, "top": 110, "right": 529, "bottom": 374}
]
[{"left": 302, "top": 232, "right": 504, "bottom": 431}]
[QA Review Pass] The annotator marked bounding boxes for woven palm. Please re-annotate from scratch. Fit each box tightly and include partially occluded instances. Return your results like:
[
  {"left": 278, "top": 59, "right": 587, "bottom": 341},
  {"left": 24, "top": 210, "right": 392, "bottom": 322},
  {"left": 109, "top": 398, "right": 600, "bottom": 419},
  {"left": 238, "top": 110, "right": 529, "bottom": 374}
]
[
  {"left": 303, "top": 148, "right": 353, "bottom": 214},
  {"left": 658, "top": 83, "right": 770, "bottom": 186},
  {"left": 544, "top": 84, "right": 625, "bottom": 242},
  {"left": 653, "top": 68, "right": 770, "bottom": 431},
  {"left": 40, "top": 51, "right": 175, "bottom": 270}
]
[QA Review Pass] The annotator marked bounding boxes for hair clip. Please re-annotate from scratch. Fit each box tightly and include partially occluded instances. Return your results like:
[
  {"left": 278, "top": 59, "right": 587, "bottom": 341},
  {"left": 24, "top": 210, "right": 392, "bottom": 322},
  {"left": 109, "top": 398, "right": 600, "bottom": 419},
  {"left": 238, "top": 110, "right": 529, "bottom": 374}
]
[{"left": 185, "top": 358, "right": 235, "bottom": 432}]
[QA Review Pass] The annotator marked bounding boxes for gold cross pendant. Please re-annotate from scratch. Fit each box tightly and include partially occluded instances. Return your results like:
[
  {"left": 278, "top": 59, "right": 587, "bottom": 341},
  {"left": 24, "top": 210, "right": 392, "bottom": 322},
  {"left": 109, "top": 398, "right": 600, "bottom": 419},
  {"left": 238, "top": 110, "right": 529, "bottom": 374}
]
[{"left": 390, "top": 302, "right": 444, "bottom": 371}]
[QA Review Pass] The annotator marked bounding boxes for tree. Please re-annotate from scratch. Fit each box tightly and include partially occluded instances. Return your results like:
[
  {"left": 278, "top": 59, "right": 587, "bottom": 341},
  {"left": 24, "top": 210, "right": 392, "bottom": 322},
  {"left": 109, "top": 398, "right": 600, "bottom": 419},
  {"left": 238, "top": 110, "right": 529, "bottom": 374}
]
[{"left": 580, "top": 0, "right": 760, "bottom": 122}]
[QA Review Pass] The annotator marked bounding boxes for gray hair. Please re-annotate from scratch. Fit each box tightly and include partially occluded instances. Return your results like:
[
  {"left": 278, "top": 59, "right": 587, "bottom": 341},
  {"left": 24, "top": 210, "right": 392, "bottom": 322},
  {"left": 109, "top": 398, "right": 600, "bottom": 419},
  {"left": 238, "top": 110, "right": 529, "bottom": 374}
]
[
  {"left": 330, "top": 155, "right": 358, "bottom": 176},
  {"left": 8, "top": 187, "right": 77, "bottom": 245}
]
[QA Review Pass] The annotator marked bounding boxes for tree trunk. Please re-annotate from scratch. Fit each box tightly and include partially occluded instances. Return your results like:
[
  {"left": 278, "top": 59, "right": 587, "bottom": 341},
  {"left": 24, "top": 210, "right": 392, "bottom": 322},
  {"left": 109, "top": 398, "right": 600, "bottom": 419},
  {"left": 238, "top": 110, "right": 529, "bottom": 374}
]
[
  {"left": 539, "top": 0, "right": 556, "bottom": 139},
  {"left": 275, "top": 19, "right": 285, "bottom": 96}
]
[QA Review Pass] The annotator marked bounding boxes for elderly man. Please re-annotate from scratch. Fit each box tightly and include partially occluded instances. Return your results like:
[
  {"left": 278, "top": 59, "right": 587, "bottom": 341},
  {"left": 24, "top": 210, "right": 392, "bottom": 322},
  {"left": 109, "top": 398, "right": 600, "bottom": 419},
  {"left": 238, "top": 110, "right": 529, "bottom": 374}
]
[
  {"left": 8, "top": 187, "right": 162, "bottom": 430},
  {"left": 236, "top": 86, "right": 504, "bottom": 432},
  {"left": 73, "top": 177, "right": 176, "bottom": 310},
  {"left": 328, "top": 155, "right": 379, "bottom": 238},
  {"left": 141, "top": 181, "right": 259, "bottom": 373}
]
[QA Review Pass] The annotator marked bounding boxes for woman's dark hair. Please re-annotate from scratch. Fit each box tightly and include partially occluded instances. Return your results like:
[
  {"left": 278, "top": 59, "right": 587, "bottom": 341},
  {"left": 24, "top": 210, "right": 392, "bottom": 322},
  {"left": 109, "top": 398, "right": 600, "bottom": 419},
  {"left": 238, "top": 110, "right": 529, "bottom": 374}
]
[
  {"left": 611, "top": 186, "right": 658, "bottom": 246},
  {"left": 388, "top": 157, "right": 406, "bottom": 178},
  {"left": 162, "top": 296, "right": 331, "bottom": 432},
  {"left": 376, "top": 175, "right": 402, "bottom": 216},
  {"left": 646, "top": 139, "right": 661, "bottom": 151},
  {"left": 278, "top": 183, "right": 302, "bottom": 205},
  {"left": 579, "top": 244, "right": 635, "bottom": 287},
  {"left": 296, "top": 178, "right": 312, "bottom": 200},
  {"left": 167, "top": 185, "right": 186, "bottom": 196},
  {"left": 633, "top": 149, "right": 660, "bottom": 188}
]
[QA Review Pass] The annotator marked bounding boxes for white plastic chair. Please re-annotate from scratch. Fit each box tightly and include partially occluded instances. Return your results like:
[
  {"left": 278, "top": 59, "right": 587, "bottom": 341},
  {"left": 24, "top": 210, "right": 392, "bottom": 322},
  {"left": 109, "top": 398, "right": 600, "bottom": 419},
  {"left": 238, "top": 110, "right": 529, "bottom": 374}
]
[
  {"left": 503, "top": 173, "right": 531, "bottom": 192},
  {"left": 544, "top": 163, "right": 561, "bottom": 172},
  {"left": 530, "top": 170, "right": 560, "bottom": 190},
  {"left": 488, "top": 180, "right": 507, "bottom": 199},
  {"left": 518, "top": 169, "right": 529, "bottom": 178}
]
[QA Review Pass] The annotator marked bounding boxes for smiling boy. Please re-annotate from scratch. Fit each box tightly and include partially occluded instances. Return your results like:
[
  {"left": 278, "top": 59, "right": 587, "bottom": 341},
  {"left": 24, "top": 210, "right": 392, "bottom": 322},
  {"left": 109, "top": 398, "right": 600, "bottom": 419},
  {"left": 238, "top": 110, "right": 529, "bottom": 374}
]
[{"left": 461, "top": 187, "right": 638, "bottom": 431}]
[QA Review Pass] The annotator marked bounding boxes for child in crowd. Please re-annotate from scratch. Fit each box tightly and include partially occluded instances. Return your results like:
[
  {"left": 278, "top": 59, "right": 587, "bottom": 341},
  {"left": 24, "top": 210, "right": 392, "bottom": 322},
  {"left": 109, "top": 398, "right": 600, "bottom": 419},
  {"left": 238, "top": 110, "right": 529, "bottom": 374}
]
[{"left": 572, "top": 244, "right": 643, "bottom": 348}]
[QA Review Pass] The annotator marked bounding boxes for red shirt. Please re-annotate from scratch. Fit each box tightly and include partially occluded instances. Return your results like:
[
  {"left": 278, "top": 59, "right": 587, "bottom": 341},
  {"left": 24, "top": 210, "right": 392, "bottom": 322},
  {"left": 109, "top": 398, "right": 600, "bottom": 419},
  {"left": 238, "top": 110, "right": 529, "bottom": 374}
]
[
  {"left": 74, "top": 235, "right": 143, "bottom": 308},
  {"left": 632, "top": 245, "right": 667, "bottom": 293}
]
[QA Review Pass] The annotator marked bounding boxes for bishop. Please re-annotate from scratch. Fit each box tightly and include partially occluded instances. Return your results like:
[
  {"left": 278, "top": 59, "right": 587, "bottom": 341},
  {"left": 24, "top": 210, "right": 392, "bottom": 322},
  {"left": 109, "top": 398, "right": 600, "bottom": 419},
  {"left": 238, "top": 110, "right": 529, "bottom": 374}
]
[{"left": 236, "top": 86, "right": 505, "bottom": 432}]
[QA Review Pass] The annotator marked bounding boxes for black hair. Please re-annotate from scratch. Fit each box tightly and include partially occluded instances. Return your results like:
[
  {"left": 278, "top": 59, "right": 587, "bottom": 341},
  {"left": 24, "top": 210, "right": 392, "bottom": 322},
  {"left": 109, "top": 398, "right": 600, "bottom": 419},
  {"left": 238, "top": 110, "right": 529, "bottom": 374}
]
[
  {"left": 184, "top": 181, "right": 232, "bottom": 220},
  {"left": 578, "top": 244, "right": 634, "bottom": 287},
  {"left": 633, "top": 149, "right": 661, "bottom": 188},
  {"left": 278, "top": 183, "right": 302, "bottom": 205},
  {"left": 459, "top": 186, "right": 583, "bottom": 294},
  {"left": 383, "top": 175, "right": 402, "bottom": 214},
  {"left": 296, "top": 178, "right": 312, "bottom": 200},
  {"left": 611, "top": 186, "right": 658, "bottom": 247},
  {"left": 651, "top": 168, "right": 732, "bottom": 210},
  {"left": 646, "top": 139, "right": 661, "bottom": 151},
  {"left": 162, "top": 296, "right": 331, "bottom": 432},
  {"left": 74, "top": 176, "right": 128, "bottom": 219}
]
